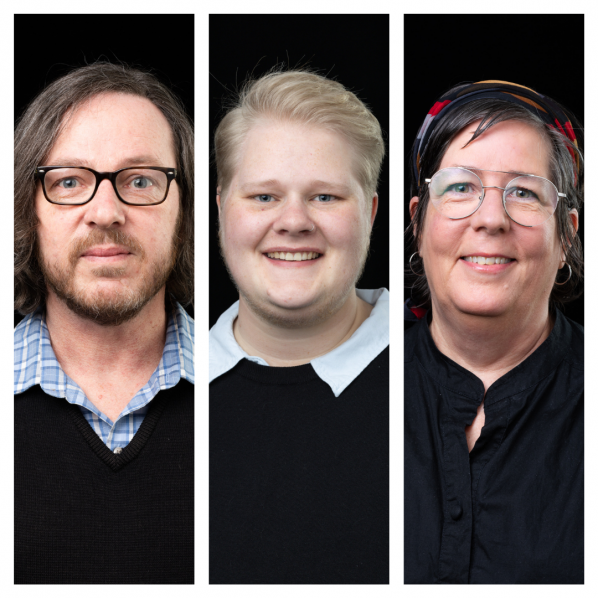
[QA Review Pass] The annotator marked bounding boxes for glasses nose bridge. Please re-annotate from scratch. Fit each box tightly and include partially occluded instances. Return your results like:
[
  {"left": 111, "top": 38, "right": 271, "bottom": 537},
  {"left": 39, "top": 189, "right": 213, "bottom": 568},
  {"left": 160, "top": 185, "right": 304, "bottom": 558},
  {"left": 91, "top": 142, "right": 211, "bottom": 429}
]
[
  {"left": 479, "top": 183, "right": 506, "bottom": 205},
  {"left": 474, "top": 183, "right": 511, "bottom": 224},
  {"left": 481, "top": 184, "right": 506, "bottom": 193},
  {"left": 91, "top": 170, "right": 121, "bottom": 201}
]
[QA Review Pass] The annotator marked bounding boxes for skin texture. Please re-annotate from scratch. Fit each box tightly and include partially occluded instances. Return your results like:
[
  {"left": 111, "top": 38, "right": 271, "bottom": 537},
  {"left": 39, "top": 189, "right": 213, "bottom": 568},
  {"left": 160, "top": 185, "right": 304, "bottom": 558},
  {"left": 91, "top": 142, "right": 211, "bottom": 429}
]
[
  {"left": 36, "top": 92, "right": 181, "bottom": 421},
  {"left": 218, "top": 118, "right": 378, "bottom": 366},
  {"left": 410, "top": 120, "right": 578, "bottom": 450}
]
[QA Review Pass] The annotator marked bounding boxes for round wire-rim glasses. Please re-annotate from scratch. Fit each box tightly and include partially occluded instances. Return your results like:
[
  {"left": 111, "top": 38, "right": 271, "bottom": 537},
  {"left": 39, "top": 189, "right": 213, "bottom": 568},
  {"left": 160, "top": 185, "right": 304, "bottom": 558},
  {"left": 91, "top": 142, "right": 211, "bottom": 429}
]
[
  {"left": 425, "top": 167, "right": 566, "bottom": 228},
  {"left": 35, "top": 166, "right": 178, "bottom": 206}
]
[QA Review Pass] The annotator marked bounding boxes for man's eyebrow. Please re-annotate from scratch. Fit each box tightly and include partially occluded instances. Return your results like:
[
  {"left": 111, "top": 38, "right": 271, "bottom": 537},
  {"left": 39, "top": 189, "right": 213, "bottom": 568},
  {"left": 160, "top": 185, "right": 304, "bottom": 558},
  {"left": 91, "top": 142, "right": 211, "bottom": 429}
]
[{"left": 44, "top": 156, "right": 167, "bottom": 168}]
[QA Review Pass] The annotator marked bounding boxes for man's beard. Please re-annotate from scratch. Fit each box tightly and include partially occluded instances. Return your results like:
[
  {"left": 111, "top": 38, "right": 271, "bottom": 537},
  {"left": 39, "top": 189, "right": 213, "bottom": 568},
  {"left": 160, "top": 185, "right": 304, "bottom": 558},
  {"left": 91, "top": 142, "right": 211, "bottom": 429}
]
[{"left": 40, "top": 227, "right": 179, "bottom": 327}]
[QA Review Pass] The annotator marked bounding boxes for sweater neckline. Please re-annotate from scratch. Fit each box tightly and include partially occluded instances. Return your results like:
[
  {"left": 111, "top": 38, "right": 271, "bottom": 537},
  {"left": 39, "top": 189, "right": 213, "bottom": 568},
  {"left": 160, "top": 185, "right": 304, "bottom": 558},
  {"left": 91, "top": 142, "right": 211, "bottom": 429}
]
[
  {"left": 66, "top": 385, "right": 175, "bottom": 472},
  {"left": 230, "top": 358, "right": 320, "bottom": 386}
]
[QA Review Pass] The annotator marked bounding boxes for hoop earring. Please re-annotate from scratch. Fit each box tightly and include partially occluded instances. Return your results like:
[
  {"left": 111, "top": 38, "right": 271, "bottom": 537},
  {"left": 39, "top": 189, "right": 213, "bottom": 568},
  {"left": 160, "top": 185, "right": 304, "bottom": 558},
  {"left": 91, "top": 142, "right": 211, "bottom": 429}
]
[
  {"left": 554, "top": 263, "right": 572, "bottom": 286},
  {"left": 409, "top": 252, "right": 426, "bottom": 277}
]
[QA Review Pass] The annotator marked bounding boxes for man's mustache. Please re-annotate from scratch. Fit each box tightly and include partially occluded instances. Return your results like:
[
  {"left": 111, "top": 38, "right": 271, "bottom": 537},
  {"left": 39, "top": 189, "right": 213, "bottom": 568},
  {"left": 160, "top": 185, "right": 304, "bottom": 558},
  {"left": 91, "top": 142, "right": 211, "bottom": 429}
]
[{"left": 69, "top": 229, "right": 145, "bottom": 267}]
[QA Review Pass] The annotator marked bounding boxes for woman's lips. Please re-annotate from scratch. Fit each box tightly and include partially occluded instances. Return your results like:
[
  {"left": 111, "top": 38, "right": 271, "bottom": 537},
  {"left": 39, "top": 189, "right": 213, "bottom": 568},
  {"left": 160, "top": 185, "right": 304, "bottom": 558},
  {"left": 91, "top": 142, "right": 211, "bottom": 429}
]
[
  {"left": 460, "top": 256, "right": 514, "bottom": 271},
  {"left": 461, "top": 256, "right": 513, "bottom": 265}
]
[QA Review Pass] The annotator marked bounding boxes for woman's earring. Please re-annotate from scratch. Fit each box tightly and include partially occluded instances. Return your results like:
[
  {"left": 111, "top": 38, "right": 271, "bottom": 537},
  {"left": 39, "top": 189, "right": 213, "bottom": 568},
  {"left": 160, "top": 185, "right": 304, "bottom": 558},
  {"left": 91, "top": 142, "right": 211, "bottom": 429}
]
[
  {"left": 409, "top": 252, "right": 426, "bottom": 277},
  {"left": 554, "top": 263, "right": 572, "bottom": 286}
]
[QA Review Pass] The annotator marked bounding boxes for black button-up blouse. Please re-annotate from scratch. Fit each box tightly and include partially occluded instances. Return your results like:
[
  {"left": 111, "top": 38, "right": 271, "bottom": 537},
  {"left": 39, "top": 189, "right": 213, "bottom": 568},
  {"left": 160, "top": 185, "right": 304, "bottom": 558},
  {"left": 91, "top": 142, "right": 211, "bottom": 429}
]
[{"left": 404, "top": 308, "right": 583, "bottom": 584}]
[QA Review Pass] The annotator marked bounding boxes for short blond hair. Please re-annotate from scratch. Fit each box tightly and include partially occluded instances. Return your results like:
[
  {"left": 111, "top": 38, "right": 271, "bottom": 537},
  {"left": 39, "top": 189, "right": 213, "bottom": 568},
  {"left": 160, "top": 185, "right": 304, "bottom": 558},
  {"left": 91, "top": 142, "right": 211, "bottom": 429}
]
[{"left": 214, "top": 70, "right": 385, "bottom": 200}]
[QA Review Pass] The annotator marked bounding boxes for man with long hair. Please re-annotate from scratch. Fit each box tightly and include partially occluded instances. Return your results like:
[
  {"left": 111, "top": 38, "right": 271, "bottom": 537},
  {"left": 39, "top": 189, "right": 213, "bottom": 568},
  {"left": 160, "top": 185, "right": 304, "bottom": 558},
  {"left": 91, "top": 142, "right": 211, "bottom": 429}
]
[{"left": 14, "top": 63, "right": 194, "bottom": 584}]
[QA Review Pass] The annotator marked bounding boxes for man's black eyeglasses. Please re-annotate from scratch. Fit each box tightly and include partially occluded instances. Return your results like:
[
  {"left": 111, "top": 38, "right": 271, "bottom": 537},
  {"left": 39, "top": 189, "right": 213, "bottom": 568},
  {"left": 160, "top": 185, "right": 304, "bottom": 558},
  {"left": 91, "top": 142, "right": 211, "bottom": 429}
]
[{"left": 35, "top": 166, "right": 178, "bottom": 206}]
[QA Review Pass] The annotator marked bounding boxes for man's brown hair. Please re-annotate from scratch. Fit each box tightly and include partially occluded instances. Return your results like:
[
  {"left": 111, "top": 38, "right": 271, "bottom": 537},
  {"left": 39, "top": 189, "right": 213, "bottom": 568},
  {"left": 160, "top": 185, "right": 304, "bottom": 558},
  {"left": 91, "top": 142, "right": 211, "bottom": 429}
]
[{"left": 15, "top": 62, "right": 194, "bottom": 314}]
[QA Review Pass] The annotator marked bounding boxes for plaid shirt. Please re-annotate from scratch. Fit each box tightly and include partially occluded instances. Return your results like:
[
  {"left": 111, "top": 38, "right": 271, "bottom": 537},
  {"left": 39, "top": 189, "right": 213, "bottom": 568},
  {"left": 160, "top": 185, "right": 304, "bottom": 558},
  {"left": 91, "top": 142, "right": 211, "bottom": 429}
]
[{"left": 14, "top": 303, "right": 194, "bottom": 452}]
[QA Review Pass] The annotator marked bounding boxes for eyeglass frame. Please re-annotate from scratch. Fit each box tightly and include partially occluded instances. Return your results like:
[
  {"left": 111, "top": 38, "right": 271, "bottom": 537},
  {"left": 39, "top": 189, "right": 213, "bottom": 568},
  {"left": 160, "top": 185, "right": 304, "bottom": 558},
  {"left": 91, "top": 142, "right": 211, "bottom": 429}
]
[
  {"left": 424, "top": 167, "right": 567, "bottom": 228},
  {"left": 34, "top": 166, "right": 178, "bottom": 206}
]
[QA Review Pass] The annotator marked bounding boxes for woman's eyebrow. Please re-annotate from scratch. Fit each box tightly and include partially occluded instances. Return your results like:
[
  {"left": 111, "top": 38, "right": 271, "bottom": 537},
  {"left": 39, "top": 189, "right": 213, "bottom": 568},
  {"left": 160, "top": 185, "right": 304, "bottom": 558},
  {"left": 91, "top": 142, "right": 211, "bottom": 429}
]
[{"left": 454, "top": 164, "right": 532, "bottom": 176}]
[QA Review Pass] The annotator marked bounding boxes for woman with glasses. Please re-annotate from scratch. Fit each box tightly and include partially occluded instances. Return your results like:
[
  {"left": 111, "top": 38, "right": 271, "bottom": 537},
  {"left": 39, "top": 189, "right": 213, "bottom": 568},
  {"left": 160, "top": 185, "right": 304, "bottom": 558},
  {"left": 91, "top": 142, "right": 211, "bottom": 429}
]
[{"left": 404, "top": 81, "right": 583, "bottom": 584}]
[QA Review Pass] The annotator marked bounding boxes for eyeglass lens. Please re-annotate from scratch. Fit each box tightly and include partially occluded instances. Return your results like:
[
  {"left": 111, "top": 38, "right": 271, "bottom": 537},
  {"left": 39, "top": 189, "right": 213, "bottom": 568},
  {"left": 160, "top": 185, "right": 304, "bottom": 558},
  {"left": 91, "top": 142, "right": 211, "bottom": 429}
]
[
  {"left": 428, "top": 167, "right": 558, "bottom": 226},
  {"left": 43, "top": 168, "right": 169, "bottom": 205}
]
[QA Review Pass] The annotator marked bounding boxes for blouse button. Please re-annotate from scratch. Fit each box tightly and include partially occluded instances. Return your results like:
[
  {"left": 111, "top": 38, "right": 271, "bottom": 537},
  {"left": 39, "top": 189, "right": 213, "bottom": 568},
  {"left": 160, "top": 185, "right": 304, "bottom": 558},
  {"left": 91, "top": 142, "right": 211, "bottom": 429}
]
[
  {"left": 450, "top": 503, "right": 463, "bottom": 520},
  {"left": 114, "top": 447, "right": 123, "bottom": 455}
]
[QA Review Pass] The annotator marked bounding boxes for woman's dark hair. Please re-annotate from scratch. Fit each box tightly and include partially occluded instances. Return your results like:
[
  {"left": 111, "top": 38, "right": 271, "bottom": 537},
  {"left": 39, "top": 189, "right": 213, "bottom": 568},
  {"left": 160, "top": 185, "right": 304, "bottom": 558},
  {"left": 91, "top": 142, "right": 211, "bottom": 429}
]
[
  {"left": 406, "top": 97, "right": 583, "bottom": 310},
  {"left": 15, "top": 62, "right": 194, "bottom": 314}
]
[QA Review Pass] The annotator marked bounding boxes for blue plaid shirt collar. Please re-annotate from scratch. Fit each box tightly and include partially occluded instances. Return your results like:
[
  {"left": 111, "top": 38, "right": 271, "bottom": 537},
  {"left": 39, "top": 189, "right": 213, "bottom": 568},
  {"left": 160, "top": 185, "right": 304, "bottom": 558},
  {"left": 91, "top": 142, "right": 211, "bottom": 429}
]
[{"left": 14, "top": 302, "right": 195, "bottom": 415}]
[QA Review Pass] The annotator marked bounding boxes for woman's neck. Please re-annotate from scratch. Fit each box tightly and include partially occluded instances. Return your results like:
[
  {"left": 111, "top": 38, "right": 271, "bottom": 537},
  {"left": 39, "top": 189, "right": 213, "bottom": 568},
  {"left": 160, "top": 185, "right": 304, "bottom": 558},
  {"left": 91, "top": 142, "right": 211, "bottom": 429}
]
[
  {"left": 429, "top": 301, "right": 553, "bottom": 392},
  {"left": 233, "top": 291, "right": 373, "bottom": 367}
]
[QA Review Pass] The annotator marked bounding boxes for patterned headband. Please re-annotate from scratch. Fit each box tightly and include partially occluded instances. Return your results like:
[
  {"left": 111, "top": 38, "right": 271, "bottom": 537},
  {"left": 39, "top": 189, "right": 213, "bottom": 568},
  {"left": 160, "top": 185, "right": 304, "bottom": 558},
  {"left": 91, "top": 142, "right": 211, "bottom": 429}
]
[{"left": 412, "top": 80, "right": 580, "bottom": 187}]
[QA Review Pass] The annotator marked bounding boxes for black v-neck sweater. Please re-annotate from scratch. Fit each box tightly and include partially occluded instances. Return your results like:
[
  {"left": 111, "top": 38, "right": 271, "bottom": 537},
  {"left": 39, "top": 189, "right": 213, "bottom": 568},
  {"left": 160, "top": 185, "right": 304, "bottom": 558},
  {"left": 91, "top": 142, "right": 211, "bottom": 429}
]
[
  {"left": 209, "top": 347, "right": 389, "bottom": 584},
  {"left": 15, "top": 380, "right": 194, "bottom": 584}
]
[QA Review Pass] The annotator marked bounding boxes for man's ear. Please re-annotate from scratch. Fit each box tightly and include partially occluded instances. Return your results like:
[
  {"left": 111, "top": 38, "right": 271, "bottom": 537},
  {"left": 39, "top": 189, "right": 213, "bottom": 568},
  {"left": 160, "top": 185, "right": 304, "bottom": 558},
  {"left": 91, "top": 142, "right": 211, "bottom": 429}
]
[{"left": 370, "top": 194, "right": 378, "bottom": 228}]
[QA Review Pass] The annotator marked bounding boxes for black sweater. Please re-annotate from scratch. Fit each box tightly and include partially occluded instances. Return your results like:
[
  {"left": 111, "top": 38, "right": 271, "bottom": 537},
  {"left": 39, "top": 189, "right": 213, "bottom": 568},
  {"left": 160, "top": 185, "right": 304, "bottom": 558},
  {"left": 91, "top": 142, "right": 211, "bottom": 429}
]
[
  {"left": 210, "top": 347, "right": 389, "bottom": 584},
  {"left": 15, "top": 380, "right": 194, "bottom": 584}
]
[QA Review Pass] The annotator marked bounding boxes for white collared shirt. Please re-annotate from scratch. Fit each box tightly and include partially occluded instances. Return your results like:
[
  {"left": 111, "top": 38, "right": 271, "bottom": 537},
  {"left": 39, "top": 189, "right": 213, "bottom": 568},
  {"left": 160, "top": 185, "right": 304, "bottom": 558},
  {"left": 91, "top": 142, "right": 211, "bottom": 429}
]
[{"left": 209, "top": 288, "right": 389, "bottom": 397}]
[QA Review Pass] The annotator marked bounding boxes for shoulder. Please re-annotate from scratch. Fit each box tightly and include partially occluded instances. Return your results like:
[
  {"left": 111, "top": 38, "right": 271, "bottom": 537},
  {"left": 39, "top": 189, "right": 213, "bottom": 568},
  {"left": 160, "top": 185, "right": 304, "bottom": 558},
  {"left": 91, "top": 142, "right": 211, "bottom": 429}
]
[
  {"left": 14, "top": 310, "right": 46, "bottom": 395},
  {"left": 404, "top": 317, "right": 423, "bottom": 364},
  {"left": 555, "top": 309, "right": 583, "bottom": 371},
  {"left": 403, "top": 298, "right": 426, "bottom": 363}
]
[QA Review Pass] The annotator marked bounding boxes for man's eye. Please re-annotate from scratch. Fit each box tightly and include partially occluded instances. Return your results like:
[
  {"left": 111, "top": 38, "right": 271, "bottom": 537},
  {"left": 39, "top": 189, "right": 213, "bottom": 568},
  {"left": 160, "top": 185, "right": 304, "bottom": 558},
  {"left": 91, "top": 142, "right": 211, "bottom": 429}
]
[
  {"left": 131, "top": 177, "right": 153, "bottom": 189},
  {"left": 254, "top": 194, "right": 275, "bottom": 202},
  {"left": 57, "top": 178, "right": 80, "bottom": 189},
  {"left": 314, "top": 194, "right": 335, "bottom": 202}
]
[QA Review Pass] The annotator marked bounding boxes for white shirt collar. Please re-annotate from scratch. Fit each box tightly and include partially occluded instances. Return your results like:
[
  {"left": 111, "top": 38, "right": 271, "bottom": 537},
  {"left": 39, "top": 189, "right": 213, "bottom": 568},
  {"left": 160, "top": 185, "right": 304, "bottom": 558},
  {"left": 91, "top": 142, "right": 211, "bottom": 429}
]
[{"left": 209, "top": 288, "right": 389, "bottom": 397}]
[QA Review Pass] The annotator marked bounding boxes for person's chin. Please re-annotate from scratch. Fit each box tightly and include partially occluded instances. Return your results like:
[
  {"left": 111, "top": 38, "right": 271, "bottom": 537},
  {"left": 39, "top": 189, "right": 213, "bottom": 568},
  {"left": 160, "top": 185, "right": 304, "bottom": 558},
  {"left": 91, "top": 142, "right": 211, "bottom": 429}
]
[
  {"left": 452, "top": 295, "right": 513, "bottom": 319},
  {"left": 242, "top": 292, "right": 328, "bottom": 329}
]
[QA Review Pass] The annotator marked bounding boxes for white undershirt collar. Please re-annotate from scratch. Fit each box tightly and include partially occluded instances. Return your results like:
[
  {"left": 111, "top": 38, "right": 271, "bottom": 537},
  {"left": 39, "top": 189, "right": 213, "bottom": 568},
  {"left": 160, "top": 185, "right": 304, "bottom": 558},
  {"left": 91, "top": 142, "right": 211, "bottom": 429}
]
[{"left": 209, "top": 288, "right": 389, "bottom": 397}]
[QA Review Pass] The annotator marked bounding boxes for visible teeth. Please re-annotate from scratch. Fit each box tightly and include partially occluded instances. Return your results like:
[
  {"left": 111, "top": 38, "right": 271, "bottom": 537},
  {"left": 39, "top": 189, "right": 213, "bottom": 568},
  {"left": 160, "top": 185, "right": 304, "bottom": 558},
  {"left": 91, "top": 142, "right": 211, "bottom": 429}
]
[
  {"left": 266, "top": 252, "right": 320, "bottom": 261},
  {"left": 464, "top": 256, "right": 512, "bottom": 264}
]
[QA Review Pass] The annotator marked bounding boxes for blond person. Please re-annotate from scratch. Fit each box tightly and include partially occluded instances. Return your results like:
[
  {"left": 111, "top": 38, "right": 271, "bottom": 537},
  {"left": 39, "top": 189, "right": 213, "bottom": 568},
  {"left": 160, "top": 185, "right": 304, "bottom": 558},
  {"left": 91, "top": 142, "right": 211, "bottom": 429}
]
[{"left": 210, "top": 71, "right": 388, "bottom": 584}]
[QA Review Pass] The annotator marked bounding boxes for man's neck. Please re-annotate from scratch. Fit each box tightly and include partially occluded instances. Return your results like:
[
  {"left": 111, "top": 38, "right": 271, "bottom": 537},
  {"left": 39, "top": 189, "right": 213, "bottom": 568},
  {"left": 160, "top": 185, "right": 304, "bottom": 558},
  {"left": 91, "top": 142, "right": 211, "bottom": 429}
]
[
  {"left": 429, "top": 300, "right": 553, "bottom": 392},
  {"left": 44, "top": 290, "right": 168, "bottom": 421},
  {"left": 233, "top": 290, "right": 374, "bottom": 367}
]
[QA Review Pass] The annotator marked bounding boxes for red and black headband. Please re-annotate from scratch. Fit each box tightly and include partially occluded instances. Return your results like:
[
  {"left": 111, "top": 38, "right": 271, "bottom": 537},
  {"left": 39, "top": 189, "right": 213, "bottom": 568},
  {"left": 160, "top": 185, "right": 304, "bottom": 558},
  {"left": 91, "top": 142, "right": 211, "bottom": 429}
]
[{"left": 412, "top": 80, "right": 580, "bottom": 187}]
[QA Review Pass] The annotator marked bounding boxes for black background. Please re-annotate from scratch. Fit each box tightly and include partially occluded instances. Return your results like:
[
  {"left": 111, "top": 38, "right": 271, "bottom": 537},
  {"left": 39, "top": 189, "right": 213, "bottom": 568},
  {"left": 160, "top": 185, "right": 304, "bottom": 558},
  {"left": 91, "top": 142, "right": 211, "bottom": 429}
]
[
  {"left": 14, "top": 14, "right": 194, "bottom": 322},
  {"left": 209, "top": 14, "right": 389, "bottom": 328},
  {"left": 404, "top": 14, "right": 584, "bottom": 325},
  {"left": 14, "top": 15, "right": 194, "bottom": 129}
]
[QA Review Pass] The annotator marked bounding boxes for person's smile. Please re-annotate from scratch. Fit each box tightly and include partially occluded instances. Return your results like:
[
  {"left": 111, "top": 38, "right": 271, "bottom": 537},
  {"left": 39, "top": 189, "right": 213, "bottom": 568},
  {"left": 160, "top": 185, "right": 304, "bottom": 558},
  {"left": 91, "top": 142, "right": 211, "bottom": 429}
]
[{"left": 219, "top": 119, "right": 376, "bottom": 323}]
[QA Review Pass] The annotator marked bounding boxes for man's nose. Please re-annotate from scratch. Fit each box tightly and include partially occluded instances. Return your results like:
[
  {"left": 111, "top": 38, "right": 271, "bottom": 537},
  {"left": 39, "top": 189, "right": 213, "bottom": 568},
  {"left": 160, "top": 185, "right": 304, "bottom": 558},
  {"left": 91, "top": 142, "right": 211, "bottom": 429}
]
[
  {"left": 272, "top": 197, "right": 315, "bottom": 234},
  {"left": 469, "top": 186, "right": 510, "bottom": 233},
  {"left": 83, "top": 180, "right": 126, "bottom": 227}
]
